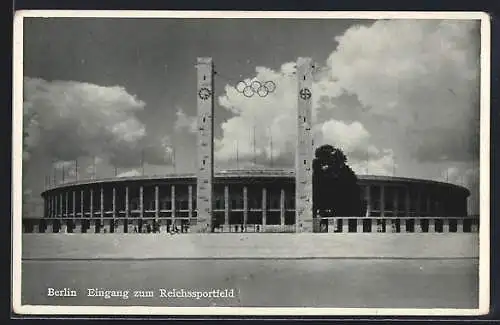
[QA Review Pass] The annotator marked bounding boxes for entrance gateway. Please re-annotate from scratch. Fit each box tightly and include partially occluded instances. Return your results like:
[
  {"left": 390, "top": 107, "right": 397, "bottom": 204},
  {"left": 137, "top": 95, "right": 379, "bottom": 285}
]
[{"left": 191, "top": 57, "right": 314, "bottom": 233}]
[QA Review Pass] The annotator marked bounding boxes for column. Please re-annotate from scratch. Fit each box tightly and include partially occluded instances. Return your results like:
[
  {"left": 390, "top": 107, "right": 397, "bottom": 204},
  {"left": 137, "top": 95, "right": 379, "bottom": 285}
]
[
  {"left": 262, "top": 187, "right": 267, "bottom": 227},
  {"left": 400, "top": 218, "right": 407, "bottom": 233},
  {"left": 393, "top": 188, "right": 399, "bottom": 218},
  {"left": 125, "top": 186, "right": 129, "bottom": 218},
  {"left": 224, "top": 185, "right": 229, "bottom": 227},
  {"left": 296, "top": 57, "right": 314, "bottom": 233},
  {"left": 416, "top": 188, "right": 421, "bottom": 218},
  {"left": 100, "top": 187, "right": 104, "bottom": 221},
  {"left": 195, "top": 57, "right": 214, "bottom": 233},
  {"left": 171, "top": 185, "right": 176, "bottom": 223},
  {"left": 243, "top": 186, "right": 248, "bottom": 228},
  {"left": 72, "top": 191, "right": 76, "bottom": 218},
  {"left": 90, "top": 189, "right": 94, "bottom": 218},
  {"left": 380, "top": 185, "right": 385, "bottom": 218},
  {"left": 280, "top": 188, "right": 285, "bottom": 226},
  {"left": 155, "top": 185, "right": 159, "bottom": 219},
  {"left": 139, "top": 186, "right": 144, "bottom": 218},
  {"left": 80, "top": 190, "right": 84, "bottom": 218},
  {"left": 65, "top": 192, "right": 68, "bottom": 218},
  {"left": 443, "top": 218, "right": 450, "bottom": 232},
  {"left": 43, "top": 197, "right": 47, "bottom": 219},
  {"left": 342, "top": 218, "right": 349, "bottom": 233},
  {"left": 46, "top": 219, "right": 54, "bottom": 233},
  {"left": 405, "top": 187, "right": 410, "bottom": 218},
  {"left": 356, "top": 218, "right": 363, "bottom": 233},
  {"left": 49, "top": 196, "right": 52, "bottom": 218},
  {"left": 188, "top": 185, "right": 193, "bottom": 219},
  {"left": 112, "top": 187, "right": 117, "bottom": 219},
  {"left": 365, "top": 185, "right": 372, "bottom": 218},
  {"left": 457, "top": 218, "right": 464, "bottom": 232},
  {"left": 415, "top": 219, "right": 424, "bottom": 233},
  {"left": 428, "top": 218, "right": 436, "bottom": 232}
]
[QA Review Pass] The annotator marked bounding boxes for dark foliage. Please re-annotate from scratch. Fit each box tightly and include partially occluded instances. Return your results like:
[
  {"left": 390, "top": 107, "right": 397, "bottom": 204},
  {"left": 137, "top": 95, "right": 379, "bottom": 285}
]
[{"left": 312, "top": 145, "right": 362, "bottom": 217}]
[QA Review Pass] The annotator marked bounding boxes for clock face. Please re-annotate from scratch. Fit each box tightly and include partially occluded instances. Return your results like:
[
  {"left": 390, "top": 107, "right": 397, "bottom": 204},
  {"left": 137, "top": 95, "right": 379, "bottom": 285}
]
[{"left": 198, "top": 87, "right": 211, "bottom": 100}]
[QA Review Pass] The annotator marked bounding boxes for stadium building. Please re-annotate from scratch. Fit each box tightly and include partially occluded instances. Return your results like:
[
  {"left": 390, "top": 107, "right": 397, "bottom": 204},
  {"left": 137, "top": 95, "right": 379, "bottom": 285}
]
[
  {"left": 21, "top": 57, "right": 479, "bottom": 234},
  {"left": 22, "top": 169, "right": 478, "bottom": 234}
]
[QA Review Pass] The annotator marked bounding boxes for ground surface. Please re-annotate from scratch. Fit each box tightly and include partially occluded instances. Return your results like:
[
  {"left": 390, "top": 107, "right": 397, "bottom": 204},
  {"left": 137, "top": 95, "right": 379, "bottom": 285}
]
[{"left": 19, "top": 234, "right": 480, "bottom": 309}]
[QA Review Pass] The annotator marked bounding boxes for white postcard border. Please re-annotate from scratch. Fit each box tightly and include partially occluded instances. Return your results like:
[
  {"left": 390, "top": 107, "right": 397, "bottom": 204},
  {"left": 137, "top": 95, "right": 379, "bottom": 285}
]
[{"left": 12, "top": 10, "right": 491, "bottom": 316}]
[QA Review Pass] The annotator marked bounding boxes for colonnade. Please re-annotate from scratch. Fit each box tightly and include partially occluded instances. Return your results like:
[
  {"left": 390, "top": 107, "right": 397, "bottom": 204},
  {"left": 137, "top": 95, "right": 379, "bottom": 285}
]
[
  {"left": 41, "top": 182, "right": 468, "bottom": 230},
  {"left": 43, "top": 184, "right": 293, "bottom": 227}
]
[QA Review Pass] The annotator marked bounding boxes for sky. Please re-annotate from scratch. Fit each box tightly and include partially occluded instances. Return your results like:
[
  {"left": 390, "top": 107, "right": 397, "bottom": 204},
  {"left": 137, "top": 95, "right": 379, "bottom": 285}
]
[{"left": 21, "top": 16, "right": 481, "bottom": 216}]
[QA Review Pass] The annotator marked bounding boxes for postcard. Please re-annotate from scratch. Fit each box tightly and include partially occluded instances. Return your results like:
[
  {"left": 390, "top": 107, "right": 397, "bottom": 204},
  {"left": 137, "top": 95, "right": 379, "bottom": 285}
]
[{"left": 12, "top": 10, "right": 490, "bottom": 316}]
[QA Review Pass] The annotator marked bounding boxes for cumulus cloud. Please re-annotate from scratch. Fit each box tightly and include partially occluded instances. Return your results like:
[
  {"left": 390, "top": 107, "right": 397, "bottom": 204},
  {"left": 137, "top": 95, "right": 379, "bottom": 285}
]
[
  {"left": 214, "top": 59, "right": 388, "bottom": 170},
  {"left": 117, "top": 169, "right": 142, "bottom": 178},
  {"left": 174, "top": 108, "right": 197, "bottom": 133},
  {"left": 214, "top": 19, "right": 478, "bottom": 177},
  {"left": 22, "top": 78, "right": 161, "bottom": 216},
  {"left": 326, "top": 19, "right": 480, "bottom": 163},
  {"left": 23, "top": 77, "right": 147, "bottom": 165}
]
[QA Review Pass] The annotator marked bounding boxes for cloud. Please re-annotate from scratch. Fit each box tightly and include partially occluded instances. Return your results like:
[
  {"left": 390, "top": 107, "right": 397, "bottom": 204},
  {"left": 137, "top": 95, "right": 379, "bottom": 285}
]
[
  {"left": 116, "top": 169, "right": 142, "bottom": 177},
  {"left": 214, "top": 59, "right": 388, "bottom": 170},
  {"left": 326, "top": 19, "right": 480, "bottom": 163},
  {"left": 317, "top": 120, "right": 370, "bottom": 153},
  {"left": 212, "top": 19, "right": 479, "bottom": 216},
  {"left": 22, "top": 78, "right": 151, "bottom": 216},
  {"left": 23, "top": 77, "right": 147, "bottom": 165},
  {"left": 174, "top": 108, "right": 197, "bottom": 133}
]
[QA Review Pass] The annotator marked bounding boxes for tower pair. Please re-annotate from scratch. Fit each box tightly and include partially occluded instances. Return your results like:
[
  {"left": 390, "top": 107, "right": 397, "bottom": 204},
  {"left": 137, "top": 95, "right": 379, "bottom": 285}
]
[{"left": 193, "top": 57, "right": 314, "bottom": 233}]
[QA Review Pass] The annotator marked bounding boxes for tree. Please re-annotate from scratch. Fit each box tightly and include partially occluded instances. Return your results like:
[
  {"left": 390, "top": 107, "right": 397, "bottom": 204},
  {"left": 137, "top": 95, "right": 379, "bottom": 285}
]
[{"left": 312, "top": 145, "right": 362, "bottom": 217}]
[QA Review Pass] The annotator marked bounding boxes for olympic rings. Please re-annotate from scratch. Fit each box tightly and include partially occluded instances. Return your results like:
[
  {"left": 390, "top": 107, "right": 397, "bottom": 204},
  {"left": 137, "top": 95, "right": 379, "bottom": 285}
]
[{"left": 235, "top": 80, "right": 276, "bottom": 98}]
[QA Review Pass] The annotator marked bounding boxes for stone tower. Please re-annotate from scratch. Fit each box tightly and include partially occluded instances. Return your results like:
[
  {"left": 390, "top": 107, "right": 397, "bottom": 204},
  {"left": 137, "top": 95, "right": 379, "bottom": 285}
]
[
  {"left": 295, "top": 57, "right": 314, "bottom": 232},
  {"left": 193, "top": 57, "right": 214, "bottom": 233}
]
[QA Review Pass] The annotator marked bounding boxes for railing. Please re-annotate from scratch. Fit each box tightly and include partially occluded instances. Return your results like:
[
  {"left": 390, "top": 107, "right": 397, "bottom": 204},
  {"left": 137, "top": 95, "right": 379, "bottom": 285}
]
[
  {"left": 313, "top": 217, "right": 479, "bottom": 233},
  {"left": 22, "top": 216, "right": 479, "bottom": 234}
]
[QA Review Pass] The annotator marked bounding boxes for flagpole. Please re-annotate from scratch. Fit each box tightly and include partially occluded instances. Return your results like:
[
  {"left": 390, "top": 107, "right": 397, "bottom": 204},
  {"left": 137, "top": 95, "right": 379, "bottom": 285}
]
[
  {"left": 366, "top": 150, "right": 369, "bottom": 175},
  {"left": 269, "top": 127, "right": 273, "bottom": 168},
  {"left": 141, "top": 149, "right": 145, "bottom": 176},
  {"left": 172, "top": 146, "right": 176, "bottom": 173},
  {"left": 253, "top": 124, "right": 256, "bottom": 166},
  {"left": 53, "top": 163, "right": 56, "bottom": 185},
  {"left": 62, "top": 163, "right": 65, "bottom": 183},
  {"left": 75, "top": 158, "right": 78, "bottom": 181},
  {"left": 236, "top": 140, "right": 239, "bottom": 170}
]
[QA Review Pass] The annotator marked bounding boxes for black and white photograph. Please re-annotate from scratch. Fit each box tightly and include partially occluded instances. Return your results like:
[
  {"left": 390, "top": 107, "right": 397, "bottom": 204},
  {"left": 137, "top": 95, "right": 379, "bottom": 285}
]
[{"left": 12, "top": 11, "right": 490, "bottom": 316}]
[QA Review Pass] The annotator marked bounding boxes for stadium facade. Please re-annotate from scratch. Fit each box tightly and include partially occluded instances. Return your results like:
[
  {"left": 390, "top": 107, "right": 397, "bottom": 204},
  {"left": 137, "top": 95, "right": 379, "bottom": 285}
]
[{"left": 22, "top": 169, "right": 478, "bottom": 234}]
